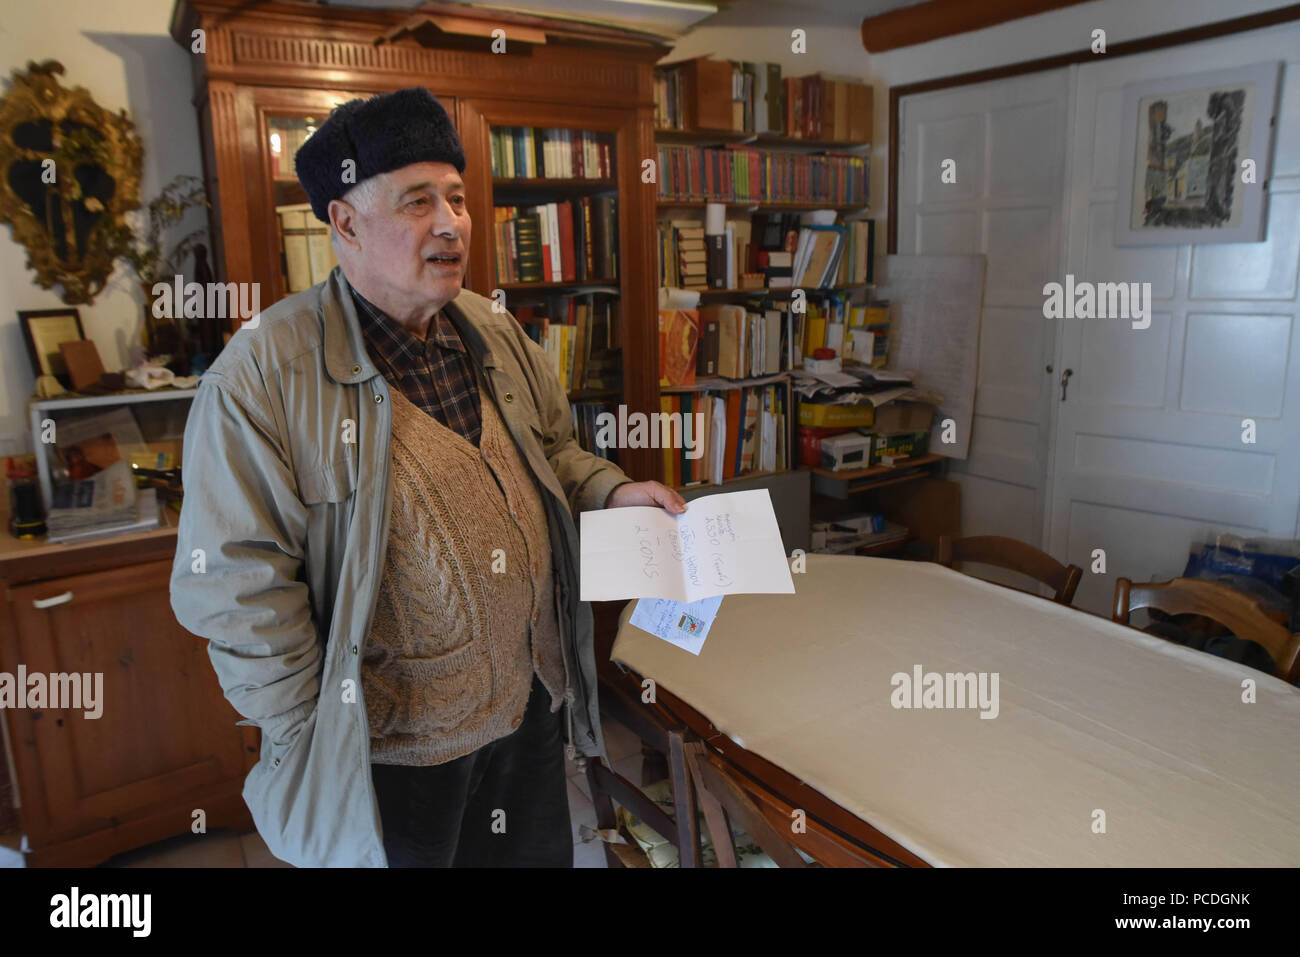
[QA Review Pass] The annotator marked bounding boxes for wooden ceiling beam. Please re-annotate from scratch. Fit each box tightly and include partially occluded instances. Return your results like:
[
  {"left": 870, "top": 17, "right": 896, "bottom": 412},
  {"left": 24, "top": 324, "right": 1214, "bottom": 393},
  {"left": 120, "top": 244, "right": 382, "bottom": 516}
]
[{"left": 861, "top": 0, "right": 1094, "bottom": 53}]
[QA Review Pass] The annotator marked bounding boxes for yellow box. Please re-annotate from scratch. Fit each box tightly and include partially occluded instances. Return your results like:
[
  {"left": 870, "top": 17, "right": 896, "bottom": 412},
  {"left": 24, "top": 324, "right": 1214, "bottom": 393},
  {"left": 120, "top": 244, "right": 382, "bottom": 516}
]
[{"left": 799, "top": 403, "right": 875, "bottom": 428}]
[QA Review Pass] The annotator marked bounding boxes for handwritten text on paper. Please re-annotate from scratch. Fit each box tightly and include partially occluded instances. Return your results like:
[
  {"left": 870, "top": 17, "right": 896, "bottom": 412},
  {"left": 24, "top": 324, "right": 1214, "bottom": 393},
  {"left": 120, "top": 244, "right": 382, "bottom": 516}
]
[{"left": 581, "top": 489, "right": 794, "bottom": 603}]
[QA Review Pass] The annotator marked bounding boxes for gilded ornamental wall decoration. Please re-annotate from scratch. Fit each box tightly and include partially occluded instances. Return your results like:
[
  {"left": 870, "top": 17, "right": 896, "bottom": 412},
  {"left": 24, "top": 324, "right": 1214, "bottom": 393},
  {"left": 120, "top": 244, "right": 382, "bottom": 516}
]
[{"left": 0, "top": 60, "right": 143, "bottom": 304}]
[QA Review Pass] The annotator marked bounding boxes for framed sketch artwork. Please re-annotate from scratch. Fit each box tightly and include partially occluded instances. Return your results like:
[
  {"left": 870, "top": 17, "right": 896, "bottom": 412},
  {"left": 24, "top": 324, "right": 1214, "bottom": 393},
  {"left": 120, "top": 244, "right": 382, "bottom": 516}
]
[{"left": 1115, "top": 62, "right": 1280, "bottom": 246}]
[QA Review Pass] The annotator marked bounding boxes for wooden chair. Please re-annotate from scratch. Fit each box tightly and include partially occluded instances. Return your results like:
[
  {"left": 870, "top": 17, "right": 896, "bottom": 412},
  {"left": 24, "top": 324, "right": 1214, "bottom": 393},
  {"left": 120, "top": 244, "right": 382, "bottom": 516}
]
[
  {"left": 936, "top": 535, "right": 1083, "bottom": 605},
  {"left": 1113, "top": 577, "right": 1300, "bottom": 683},
  {"left": 682, "top": 740, "right": 812, "bottom": 868}
]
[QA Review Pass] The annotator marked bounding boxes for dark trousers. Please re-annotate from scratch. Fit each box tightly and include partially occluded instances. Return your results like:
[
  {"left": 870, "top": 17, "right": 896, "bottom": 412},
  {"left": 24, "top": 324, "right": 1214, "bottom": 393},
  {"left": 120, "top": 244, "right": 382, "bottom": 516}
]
[{"left": 370, "top": 675, "right": 573, "bottom": 867}]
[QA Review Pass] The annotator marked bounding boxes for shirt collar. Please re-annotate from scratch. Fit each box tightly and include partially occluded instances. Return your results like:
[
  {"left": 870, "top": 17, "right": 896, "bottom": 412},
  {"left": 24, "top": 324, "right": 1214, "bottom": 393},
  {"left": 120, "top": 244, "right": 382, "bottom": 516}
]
[{"left": 350, "top": 286, "right": 467, "bottom": 356}]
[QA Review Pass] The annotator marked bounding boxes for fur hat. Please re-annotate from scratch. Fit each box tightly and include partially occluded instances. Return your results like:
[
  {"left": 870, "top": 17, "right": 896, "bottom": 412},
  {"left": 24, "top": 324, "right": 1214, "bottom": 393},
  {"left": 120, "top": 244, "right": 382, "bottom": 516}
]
[{"left": 295, "top": 87, "right": 466, "bottom": 223}]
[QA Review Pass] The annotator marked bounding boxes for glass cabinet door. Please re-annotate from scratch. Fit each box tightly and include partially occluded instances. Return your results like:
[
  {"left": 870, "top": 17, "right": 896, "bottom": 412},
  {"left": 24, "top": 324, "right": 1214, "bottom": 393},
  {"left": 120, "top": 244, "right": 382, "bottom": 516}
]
[
  {"left": 487, "top": 122, "right": 624, "bottom": 461},
  {"left": 266, "top": 114, "right": 339, "bottom": 297}
]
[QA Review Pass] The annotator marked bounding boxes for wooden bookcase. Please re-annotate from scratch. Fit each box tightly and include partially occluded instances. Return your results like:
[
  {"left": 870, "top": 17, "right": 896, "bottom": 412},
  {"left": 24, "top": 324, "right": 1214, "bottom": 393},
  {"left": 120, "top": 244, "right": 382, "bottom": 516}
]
[
  {"left": 171, "top": 0, "right": 668, "bottom": 482},
  {"left": 651, "top": 62, "right": 874, "bottom": 515}
]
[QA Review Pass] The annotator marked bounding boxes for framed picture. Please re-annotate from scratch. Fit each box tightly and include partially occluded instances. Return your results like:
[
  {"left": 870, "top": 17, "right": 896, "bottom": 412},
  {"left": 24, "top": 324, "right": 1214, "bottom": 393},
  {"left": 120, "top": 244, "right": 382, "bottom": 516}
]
[
  {"left": 19, "top": 308, "right": 84, "bottom": 380},
  {"left": 1115, "top": 62, "right": 1280, "bottom": 246}
]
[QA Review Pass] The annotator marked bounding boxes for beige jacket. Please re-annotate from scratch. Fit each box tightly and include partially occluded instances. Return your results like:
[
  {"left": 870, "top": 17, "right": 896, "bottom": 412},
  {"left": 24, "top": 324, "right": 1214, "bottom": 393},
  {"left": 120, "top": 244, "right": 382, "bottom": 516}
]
[{"left": 170, "top": 267, "right": 629, "bottom": 867}]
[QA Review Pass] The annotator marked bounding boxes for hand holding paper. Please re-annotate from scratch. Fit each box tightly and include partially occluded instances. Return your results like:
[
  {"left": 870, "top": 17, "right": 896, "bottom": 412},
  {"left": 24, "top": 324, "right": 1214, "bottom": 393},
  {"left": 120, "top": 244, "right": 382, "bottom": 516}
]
[{"left": 580, "top": 488, "right": 795, "bottom": 602}]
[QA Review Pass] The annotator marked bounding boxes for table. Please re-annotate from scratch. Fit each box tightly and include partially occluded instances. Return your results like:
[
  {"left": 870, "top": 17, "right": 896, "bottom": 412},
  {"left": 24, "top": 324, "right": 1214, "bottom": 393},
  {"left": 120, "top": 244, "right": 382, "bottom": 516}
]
[{"left": 611, "top": 554, "right": 1300, "bottom": 866}]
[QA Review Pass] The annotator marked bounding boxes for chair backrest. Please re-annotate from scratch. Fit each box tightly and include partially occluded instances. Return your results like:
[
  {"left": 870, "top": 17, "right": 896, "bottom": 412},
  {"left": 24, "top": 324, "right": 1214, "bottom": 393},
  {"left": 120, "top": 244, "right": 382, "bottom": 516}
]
[
  {"left": 937, "top": 535, "right": 1083, "bottom": 605},
  {"left": 1113, "top": 577, "right": 1300, "bottom": 683}
]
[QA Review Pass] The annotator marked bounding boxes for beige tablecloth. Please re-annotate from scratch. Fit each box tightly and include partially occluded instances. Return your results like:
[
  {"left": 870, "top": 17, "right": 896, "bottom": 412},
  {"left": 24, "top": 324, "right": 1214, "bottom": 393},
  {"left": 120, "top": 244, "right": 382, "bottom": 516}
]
[{"left": 612, "top": 555, "right": 1300, "bottom": 866}]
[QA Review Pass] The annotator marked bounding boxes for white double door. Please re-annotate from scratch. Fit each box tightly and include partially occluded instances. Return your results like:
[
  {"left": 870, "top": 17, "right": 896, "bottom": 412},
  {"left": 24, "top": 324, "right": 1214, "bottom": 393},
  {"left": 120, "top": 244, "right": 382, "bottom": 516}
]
[{"left": 897, "top": 26, "right": 1300, "bottom": 615}]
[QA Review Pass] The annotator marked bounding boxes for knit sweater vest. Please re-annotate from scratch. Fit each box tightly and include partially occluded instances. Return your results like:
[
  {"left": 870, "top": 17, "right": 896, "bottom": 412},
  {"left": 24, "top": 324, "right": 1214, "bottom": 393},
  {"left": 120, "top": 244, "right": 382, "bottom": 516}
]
[{"left": 362, "top": 382, "right": 565, "bottom": 766}]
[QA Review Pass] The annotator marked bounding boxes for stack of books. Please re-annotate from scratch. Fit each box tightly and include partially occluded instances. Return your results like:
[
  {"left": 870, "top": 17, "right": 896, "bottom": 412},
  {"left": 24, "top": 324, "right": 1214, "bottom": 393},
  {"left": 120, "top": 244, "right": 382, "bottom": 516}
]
[
  {"left": 494, "top": 198, "right": 618, "bottom": 284},
  {"left": 658, "top": 220, "right": 708, "bottom": 290}
]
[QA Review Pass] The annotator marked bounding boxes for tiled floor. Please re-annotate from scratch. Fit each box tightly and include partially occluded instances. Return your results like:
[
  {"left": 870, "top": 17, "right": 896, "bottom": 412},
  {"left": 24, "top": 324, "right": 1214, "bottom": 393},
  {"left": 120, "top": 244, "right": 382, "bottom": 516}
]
[{"left": 0, "top": 716, "right": 646, "bottom": 869}]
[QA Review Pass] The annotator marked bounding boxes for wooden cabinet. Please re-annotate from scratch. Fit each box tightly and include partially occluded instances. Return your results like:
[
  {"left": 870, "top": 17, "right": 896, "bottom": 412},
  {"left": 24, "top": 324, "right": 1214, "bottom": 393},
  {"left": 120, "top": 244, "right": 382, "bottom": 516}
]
[{"left": 0, "top": 536, "right": 254, "bottom": 866}]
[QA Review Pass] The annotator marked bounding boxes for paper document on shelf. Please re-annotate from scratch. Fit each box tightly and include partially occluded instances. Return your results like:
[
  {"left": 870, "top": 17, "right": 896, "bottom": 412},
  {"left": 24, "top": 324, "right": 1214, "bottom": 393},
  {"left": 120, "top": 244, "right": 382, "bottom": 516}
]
[
  {"left": 628, "top": 595, "right": 724, "bottom": 655},
  {"left": 856, "top": 367, "right": 916, "bottom": 384},
  {"left": 864, "top": 387, "right": 913, "bottom": 406},
  {"left": 800, "top": 369, "right": 861, "bottom": 388},
  {"left": 580, "top": 488, "right": 795, "bottom": 602}
]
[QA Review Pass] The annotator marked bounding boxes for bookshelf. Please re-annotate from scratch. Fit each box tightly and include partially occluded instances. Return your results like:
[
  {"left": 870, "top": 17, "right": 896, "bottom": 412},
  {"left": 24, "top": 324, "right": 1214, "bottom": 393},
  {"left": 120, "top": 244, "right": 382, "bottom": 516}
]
[
  {"left": 659, "top": 374, "right": 795, "bottom": 491},
  {"left": 653, "top": 58, "right": 876, "bottom": 499},
  {"left": 175, "top": 0, "right": 668, "bottom": 482},
  {"left": 459, "top": 94, "right": 663, "bottom": 475}
]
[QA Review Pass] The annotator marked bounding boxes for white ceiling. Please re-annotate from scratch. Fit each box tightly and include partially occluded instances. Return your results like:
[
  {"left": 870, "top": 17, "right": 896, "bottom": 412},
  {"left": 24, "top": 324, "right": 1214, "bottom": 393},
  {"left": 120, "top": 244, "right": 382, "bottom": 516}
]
[{"left": 320, "top": 0, "right": 927, "bottom": 41}]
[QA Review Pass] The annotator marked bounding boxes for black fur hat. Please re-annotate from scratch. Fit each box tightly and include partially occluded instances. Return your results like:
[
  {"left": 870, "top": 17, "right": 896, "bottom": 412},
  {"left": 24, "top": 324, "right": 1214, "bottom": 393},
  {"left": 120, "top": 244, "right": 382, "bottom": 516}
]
[{"left": 295, "top": 87, "right": 466, "bottom": 223}]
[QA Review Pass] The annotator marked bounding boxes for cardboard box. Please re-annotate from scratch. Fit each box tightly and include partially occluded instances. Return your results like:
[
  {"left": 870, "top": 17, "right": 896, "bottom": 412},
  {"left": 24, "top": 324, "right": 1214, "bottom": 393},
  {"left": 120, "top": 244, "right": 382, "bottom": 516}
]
[
  {"left": 799, "top": 402, "right": 874, "bottom": 428},
  {"left": 869, "top": 401, "right": 934, "bottom": 435},
  {"left": 870, "top": 431, "right": 928, "bottom": 465}
]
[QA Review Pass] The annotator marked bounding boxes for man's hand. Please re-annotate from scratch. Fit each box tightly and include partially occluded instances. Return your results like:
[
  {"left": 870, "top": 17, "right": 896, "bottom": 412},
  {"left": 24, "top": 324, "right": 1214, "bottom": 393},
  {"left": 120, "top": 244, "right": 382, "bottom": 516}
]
[{"left": 604, "top": 481, "right": 687, "bottom": 514}]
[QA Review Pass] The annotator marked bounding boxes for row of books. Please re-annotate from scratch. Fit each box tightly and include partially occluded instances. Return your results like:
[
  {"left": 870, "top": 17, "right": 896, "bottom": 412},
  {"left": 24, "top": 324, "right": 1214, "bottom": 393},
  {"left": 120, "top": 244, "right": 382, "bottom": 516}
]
[
  {"left": 277, "top": 203, "right": 338, "bottom": 293},
  {"left": 493, "top": 198, "right": 618, "bottom": 284},
  {"left": 490, "top": 127, "right": 614, "bottom": 180},
  {"left": 659, "top": 220, "right": 718, "bottom": 291},
  {"left": 660, "top": 384, "right": 790, "bottom": 488},
  {"left": 787, "top": 221, "right": 875, "bottom": 288},
  {"left": 659, "top": 215, "right": 874, "bottom": 290},
  {"left": 655, "top": 59, "right": 872, "bottom": 142},
  {"left": 515, "top": 292, "right": 621, "bottom": 393},
  {"left": 658, "top": 295, "right": 888, "bottom": 386},
  {"left": 657, "top": 144, "right": 868, "bottom": 206},
  {"left": 658, "top": 303, "right": 808, "bottom": 385}
]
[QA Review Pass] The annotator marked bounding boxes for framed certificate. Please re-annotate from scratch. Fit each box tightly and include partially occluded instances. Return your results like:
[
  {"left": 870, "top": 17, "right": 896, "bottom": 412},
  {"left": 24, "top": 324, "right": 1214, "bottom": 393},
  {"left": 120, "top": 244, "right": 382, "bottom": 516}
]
[{"left": 19, "top": 308, "right": 84, "bottom": 380}]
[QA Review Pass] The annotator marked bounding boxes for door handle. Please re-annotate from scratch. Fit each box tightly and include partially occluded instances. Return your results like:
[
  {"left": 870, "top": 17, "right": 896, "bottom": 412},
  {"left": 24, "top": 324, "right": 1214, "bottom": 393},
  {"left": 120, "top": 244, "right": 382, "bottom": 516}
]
[
  {"left": 1059, "top": 368, "right": 1074, "bottom": 401},
  {"left": 32, "top": 591, "right": 73, "bottom": 609}
]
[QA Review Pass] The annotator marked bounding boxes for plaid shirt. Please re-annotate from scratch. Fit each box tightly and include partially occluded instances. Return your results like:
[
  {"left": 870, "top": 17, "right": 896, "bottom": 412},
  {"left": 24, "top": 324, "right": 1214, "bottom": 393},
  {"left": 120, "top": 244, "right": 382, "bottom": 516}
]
[{"left": 352, "top": 289, "right": 483, "bottom": 447}]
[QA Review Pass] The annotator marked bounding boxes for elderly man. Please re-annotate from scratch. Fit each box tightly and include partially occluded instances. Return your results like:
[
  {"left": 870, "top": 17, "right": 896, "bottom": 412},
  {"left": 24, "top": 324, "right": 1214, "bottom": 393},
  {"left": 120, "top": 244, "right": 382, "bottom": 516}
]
[{"left": 170, "top": 87, "right": 684, "bottom": 868}]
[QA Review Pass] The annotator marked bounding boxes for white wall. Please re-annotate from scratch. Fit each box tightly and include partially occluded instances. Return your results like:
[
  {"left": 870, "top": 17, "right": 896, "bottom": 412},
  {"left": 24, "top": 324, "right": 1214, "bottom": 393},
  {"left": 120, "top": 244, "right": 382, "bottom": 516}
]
[{"left": 0, "top": 0, "right": 199, "bottom": 455}]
